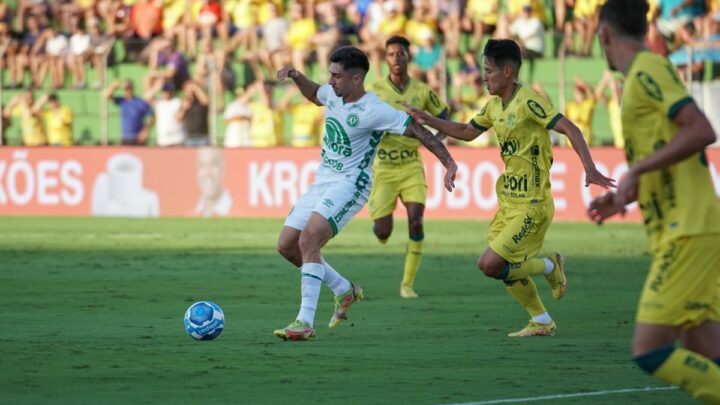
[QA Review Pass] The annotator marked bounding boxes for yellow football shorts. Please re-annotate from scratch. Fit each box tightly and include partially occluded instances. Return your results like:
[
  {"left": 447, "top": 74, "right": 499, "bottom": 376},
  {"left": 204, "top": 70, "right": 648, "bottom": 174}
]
[
  {"left": 369, "top": 163, "right": 427, "bottom": 220},
  {"left": 636, "top": 233, "right": 720, "bottom": 327},
  {"left": 488, "top": 203, "right": 554, "bottom": 263}
]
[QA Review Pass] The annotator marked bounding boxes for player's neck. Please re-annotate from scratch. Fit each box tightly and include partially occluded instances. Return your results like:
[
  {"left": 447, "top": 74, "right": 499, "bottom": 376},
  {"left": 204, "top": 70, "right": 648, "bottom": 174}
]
[
  {"left": 500, "top": 81, "right": 520, "bottom": 106},
  {"left": 616, "top": 41, "right": 646, "bottom": 75},
  {"left": 342, "top": 87, "right": 366, "bottom": 104},
  {"left": 388, "top": 73, "right": 410, "bottom": 91}
]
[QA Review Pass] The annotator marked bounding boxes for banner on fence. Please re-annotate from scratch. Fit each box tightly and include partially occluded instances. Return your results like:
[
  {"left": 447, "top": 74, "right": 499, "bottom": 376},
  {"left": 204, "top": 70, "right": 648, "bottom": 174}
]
[{"left": 1, "top": 147, "right": 718, "bottom": 221}]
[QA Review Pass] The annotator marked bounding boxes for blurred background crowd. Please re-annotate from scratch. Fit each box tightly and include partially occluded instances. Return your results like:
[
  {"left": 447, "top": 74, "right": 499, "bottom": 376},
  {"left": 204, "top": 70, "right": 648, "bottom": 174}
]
[{"left": 0, "top": 0, "right": 718, "bottom": 148}]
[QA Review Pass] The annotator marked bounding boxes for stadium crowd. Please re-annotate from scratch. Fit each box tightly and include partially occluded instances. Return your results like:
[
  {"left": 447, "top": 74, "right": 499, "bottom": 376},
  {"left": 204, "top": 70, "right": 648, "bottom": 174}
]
[{"left": 0, "top": 0, "right": 718, "bottom": 147}]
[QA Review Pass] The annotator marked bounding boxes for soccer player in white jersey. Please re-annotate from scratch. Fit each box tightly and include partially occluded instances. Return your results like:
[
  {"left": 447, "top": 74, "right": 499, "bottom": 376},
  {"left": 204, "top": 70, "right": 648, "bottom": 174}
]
[{"left": 274, "top": 46, "right": 458, "bottom": 341}]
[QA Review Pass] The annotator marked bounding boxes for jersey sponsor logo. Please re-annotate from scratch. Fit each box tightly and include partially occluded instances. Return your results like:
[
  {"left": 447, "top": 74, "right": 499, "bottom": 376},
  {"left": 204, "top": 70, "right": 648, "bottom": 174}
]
[
  {"left": 500, "top": 139, "right": 520, "bottom": 156},
  {"left": 350, "top": 103, "right": 366, "bottom": 112},
  {"left": 637, "top": 71, "right": 663, "bottom": 101},
  {"left": 324, "top": 117, "right": 353, "bottom": 157},
  {"left": 429, "top": 91, "right": 441, "bottom": 108},
  {"left": 358, "top": 130, "right": 384, "bottom": 171},
  {"left": 346, "top": 113, "right": 360, "bottom": 128},
  {"left": 503, "top": 174, "right": 528, "bottom": 192},
  {"left": 320, "top": 149, "right": 344, "bottom": 171},
  {"left": 512, "top": 215, "right": 534, "bottom": 244},
  {"left": 530, "top": 145, "right": 541, "bottom": 188},
  {"left": 527, "top": 100, "right": 547, "bottom": 119},
  {"left": 376, "top": 148, "right": 419, "bottom": 161},
  {"left": 507, "top": 113, "right": 517, "bottom": 128}
]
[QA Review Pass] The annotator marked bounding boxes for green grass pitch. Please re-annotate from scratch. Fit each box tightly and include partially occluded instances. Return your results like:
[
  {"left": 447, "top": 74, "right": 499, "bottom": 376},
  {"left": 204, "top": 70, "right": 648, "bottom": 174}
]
[{"left": 0, "top": 217, "right": 692, "bottom": 404}]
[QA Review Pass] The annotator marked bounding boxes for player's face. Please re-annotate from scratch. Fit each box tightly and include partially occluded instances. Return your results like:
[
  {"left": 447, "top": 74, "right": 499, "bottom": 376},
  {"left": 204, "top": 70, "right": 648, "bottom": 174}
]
[
  {"left": 385, "top": 44, "right": 409, "bottom": 76},
  {"left": 482, "top": 60, "right": 506, "bottom": 96},
  {"left": 598, "top": 23, "right": 618, "bottom": 71},
  {"left": 328, "top": 62, "right": 361, "bottom": 97}
]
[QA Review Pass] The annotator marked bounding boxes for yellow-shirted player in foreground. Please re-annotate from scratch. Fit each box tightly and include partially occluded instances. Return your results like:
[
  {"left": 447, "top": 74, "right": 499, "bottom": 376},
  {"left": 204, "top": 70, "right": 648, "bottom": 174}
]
[
  {"left": 368, "top": 36, "right": 450, "bottom": 298},
  {"left": 589, "top": 0, "right": 720, "bottom": 402},
  {"left": 405, "top": 38, "right": 615, "bottom": 336}
]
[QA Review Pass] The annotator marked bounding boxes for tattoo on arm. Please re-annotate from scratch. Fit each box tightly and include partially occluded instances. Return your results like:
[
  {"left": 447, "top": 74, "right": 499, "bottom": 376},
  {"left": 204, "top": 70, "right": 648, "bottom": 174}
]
[{"left": 405, "top": 121, "right": 453, "bottom": 166}]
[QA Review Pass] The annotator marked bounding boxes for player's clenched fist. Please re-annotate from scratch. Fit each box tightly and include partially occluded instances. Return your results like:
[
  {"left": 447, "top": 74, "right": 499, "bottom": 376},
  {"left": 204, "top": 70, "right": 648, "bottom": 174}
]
[{"left": 277, "top": 67, "right": 299, "bottom": 81}]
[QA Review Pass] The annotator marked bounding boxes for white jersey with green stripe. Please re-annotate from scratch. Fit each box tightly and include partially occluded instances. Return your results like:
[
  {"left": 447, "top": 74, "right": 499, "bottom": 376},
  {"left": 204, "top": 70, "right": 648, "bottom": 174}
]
[{"left": 316, "top": 84, "right": 412, "bottom": 182}]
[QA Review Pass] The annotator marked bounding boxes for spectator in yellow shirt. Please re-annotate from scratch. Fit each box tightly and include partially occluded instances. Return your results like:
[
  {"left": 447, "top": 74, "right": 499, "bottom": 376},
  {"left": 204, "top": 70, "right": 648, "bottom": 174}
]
[
  {"left": 2, "top": 91, "right": 46, "bottom": 146},
  {"left": 564, "top": 75, "right": 596, "bottom": 146},
  {"left": 249, "top": 80, "right": 281, "bottom": 147},
  {"left": 278, "top": 86, "right": 324, "bottom": 147},
  {"left": 39, "top": 94, "right": 74, "bottom": 146},
  {"left": 594, "top": 70, "right": 624, "bottom": 148}
]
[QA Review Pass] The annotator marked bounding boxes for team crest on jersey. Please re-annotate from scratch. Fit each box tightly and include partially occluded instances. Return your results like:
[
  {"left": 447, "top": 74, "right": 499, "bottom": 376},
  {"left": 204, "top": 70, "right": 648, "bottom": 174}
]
[
  {"left": 325, "top": 117, "right": 353, "bottom": 157},
  {"left": 527, "top": 100, "right": 547, "bottom": 118},
  {"left": 346, "top": 113, "right": 360, "bottom": 127},
  {"left": 637, "top": 72, "right": 663, "bottom": 101}
]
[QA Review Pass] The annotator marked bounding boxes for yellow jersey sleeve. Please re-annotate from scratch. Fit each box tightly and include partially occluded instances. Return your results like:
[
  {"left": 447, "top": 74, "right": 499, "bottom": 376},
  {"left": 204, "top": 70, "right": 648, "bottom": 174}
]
[
  {"left": 525, "top": 92, "right": 562, "bottom": 130},
  {"left": 470, "top": 101, "right": 493, "bottom": 131},
  {"left": 424, "top": 88, "right": 448, "bottom": 117},
  {"left": 632, "top": 58, "right": 693, "bottom": 119}
]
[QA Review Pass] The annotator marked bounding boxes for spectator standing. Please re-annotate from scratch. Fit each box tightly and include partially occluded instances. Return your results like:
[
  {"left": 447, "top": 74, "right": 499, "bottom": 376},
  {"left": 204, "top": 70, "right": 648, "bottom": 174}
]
[
  {"left": 38, "top": 94, "right": 74, "bottom": 146},
  {"left": 178, "top": 80, "right": 210, "bottom": 146},
  {"left": 249, "top": 80, "right": 280, "bottom": 147},
  {"left": 3, "top": 91, "right": 47, "bottom": 146},
  {"left": 144, "top": 37, "right": 190, "bottom": 92},
  {"left": 223, "top": 85, "right": 254, "bottom": 148},
  {"left": 510, "top": 3, "right": 545, "bottom": 83},
  {"left": 103, "top": 79, "right": 154, "bottom": 145},
  {"left": 564, "top": 75, "right": 596, "bottom": 146},
  {"left": 145, "top": 82, "right": 186, "bottom": 147},
  {"left": 594, "top": 70, "right": 625, "bottom": 148}
]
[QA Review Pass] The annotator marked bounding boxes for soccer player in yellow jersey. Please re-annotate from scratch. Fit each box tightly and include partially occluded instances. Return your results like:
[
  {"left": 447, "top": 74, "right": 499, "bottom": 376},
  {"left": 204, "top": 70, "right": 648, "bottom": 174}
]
[
  {"left": 405, "top": 39, "right": 615, "bottom": 336},
  {"left": 589, "top": 1, "right": 720, "bottom": 403},
  {"left": 368, "top": 36, "right": 450, "bottom": 298}
]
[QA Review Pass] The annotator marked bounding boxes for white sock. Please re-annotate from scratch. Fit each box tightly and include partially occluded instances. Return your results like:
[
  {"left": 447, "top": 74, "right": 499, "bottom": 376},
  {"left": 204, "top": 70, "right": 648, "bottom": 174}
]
[
  {"left": 532, "top": 312, "right": 553, "bottom": 325},
  {"left": 543, "top": 257, "right": 555, "bottom": 275},
  {"left": 296, "top": 262, "right": 324, "bottom": 327},
  {"left": 321, "top": 256, "right": 351, "bottom": 296}
]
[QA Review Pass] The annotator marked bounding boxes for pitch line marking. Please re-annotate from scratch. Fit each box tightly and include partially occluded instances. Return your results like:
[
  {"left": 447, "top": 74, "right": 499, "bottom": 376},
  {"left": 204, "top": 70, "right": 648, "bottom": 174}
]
[{"left": 437, "top": 386, "right": 678, "bottom": 405}]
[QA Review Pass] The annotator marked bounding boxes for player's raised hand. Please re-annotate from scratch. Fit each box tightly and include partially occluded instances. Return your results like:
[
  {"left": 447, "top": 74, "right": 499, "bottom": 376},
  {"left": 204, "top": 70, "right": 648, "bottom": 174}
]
[
  {"left": 277, "top": 67, "right": 299, "bottom": 81},
  {"left": 444, "top": 161, "right": 457, "bottom": 192},
  {"left": 584, "top": 166, "right": 616, "bottom": 189},
  {"left": 587, "top": 191, "right": 625, "bottom": 225},
  {"left": 401, "top": 102, "right": 432, "bottom": 125}
]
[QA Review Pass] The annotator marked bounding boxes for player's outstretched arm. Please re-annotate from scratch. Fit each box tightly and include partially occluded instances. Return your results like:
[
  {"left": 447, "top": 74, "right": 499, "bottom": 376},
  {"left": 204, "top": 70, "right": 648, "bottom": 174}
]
[
  {"left": 277, "top": 67, "right": 322, "bottom": 106},
  {"left": 402, "top": 102, "right": 481, "bottom": 141},
  {"left": 404, "top": 121, "right": 457, "bottom": 191},
  {"left": 552, "top": 116, "right": 616, "bottom": 189}
]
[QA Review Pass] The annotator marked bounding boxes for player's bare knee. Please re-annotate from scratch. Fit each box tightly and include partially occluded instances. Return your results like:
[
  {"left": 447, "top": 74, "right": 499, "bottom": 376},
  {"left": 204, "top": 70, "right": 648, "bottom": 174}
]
[
  {"left": 373, "top": 221, "right": 392, "bottom": 240},
  {"left": 276, "top": 239, "right": 297, "bottom": 261},
  {"left": 298, "top": 230, "right": 320, "bottom": 256},
  {"left": 477, "top": 257, "right": 501, "bottom": 278}
]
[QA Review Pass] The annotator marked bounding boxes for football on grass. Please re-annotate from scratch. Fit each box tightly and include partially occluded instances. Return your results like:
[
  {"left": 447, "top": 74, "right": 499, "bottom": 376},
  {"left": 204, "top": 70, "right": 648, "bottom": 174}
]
[{"left": 184, "top": 301, "right": 224, "bottom": 340}]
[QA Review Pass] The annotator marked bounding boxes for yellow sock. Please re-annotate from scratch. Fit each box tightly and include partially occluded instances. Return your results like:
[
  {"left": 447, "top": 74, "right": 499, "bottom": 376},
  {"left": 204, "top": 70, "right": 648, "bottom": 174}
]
[
  {"left": 652, "top": 347, "right": 720, "bottom": 404},
  {"left": 505, "top": 258, "right": 547, "bottom": 281},
  {"left": 401, "top": 239, "right": 423, "bottom": 288},
  {"left": 504, "top": 278, "right": 547, "bottom": 317}
]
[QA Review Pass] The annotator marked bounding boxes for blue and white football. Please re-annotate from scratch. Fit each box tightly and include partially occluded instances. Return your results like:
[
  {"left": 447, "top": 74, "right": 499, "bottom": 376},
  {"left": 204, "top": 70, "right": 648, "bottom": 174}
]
[{"left": 183, "top": 301, "right": 224, "bottom": 340}]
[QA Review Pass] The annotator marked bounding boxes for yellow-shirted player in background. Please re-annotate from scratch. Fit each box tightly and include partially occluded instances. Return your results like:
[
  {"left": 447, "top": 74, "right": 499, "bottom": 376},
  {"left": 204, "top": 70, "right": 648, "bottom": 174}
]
[
  {"left": 589, "top": 1, "right": 720, "bottom": 402},
  {"left": 368, "top": 36, "right": 450, "bottom": 298},
  {"left": 405, "top": 39, "right": 615, "bottom": 336}
]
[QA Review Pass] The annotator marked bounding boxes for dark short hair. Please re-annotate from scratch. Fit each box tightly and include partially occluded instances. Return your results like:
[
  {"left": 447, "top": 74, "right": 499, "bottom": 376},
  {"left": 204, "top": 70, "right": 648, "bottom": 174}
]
[
  {"left": 329, "top": 46, "right": 370, "bottom": 74},
  {"left": 48, "top": 94, "right": 59, "bottom": 102},
  {"left": 483, "top": 39, "right": 522, "bottom": 69},
  {"left": 385, "top": 35, "right": 411, "bottom": 52},
  {"left": 599, "top": 0, "right": 649, "bottom": 39}
]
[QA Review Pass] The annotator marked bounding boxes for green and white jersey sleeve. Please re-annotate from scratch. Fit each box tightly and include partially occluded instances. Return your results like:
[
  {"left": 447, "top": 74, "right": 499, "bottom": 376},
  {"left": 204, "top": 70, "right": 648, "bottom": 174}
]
[{"left": 316, "top": 84, "right": 412, "bottom": 178}]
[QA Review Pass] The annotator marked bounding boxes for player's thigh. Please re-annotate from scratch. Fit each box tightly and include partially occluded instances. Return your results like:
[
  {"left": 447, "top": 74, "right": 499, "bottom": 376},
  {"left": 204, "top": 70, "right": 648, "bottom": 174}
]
[
  {"left": 284, "top": 181, "right": 329, "bottom": 232},
  {"left": 314, "top": 179, "right": 370, "bottom": 236},
  {"left": 369, "top": 168, "right": 401, "bottom": 220},
  {"left": 636, "top": 234, "right": 720, "bottom": 328},
  {"left": 488, "top": 204, "right": 553, "bottom": 263}
]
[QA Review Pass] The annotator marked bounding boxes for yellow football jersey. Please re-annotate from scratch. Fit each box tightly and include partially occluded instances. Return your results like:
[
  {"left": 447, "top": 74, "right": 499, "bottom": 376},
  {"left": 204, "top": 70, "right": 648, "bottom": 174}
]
[
  {"left": 622, "top": 51, "right": 720, "bottom": 251},
  {"left": 470, "top": 85, "right": 560, "bottom": 206},
  {"left": 369, "top": 77, "right": 448, "bottom": 167}
]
